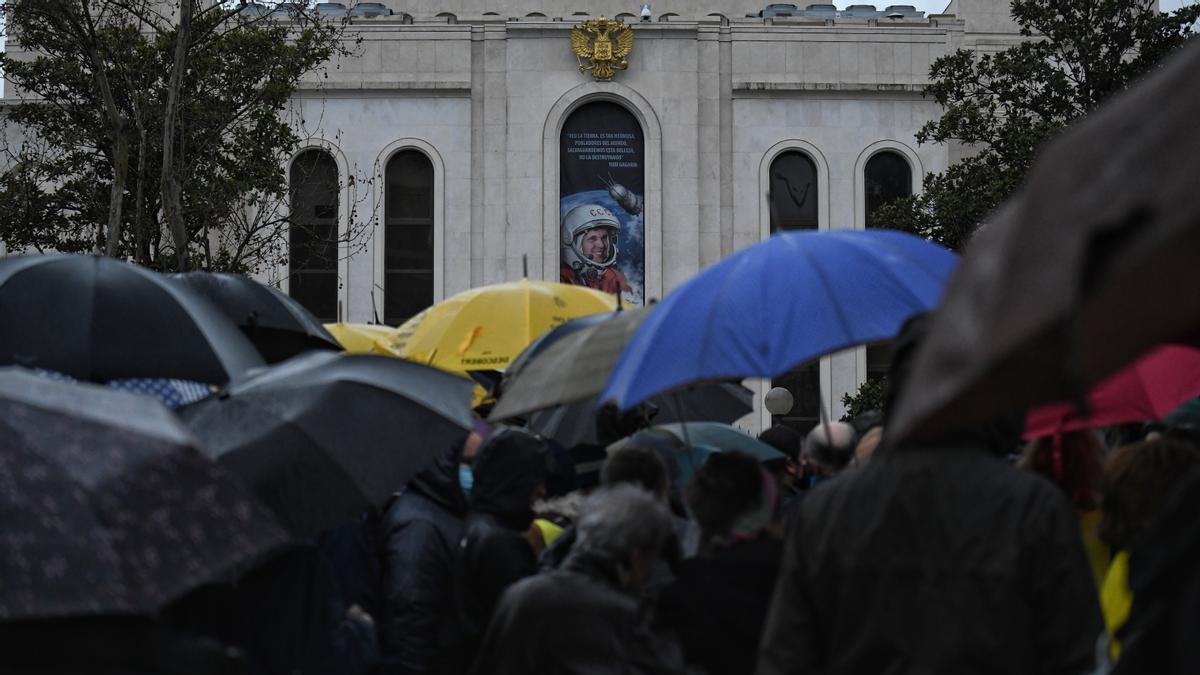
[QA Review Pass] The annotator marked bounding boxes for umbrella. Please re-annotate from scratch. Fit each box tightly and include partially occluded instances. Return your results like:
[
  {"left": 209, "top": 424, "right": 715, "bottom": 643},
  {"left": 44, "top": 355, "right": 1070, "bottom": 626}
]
[
  {"left": 0, "top": 368, "right": 290, "bottom": 620},
  {"left": 1025, "top": 345, "right": 1200, "bottom": 438},
  {"left": 608, "top": 422, "right": 787, "bottom": 485},
  {"left": 489, "top": 308, "right": 752, "bottom": 444},
  {"left": 599, "top": 230, "right": 958, "bottom": 410},
  {"left": 490, "top": 308, "right": 648, "bottom": 421},
  {"left": 524, "top": 382, "right": 754, "bottom": 448},
  {"left": 170, "top": 272, "right": 342, "bottom": 363},
  {"left": 178, "top": 351, "right": 475, "bottom": 536},
  {"left": 385, "top": 279, "right": 619, "bottom": 374},
  {"left": 888, "top": 43, "right": 1200, "bottom": 444},
  {"left": 0, "top": 255, "right": 263, "bottom": 384},
  {"left": 324, "top": 322, "right": 404, "bottom": 356}
]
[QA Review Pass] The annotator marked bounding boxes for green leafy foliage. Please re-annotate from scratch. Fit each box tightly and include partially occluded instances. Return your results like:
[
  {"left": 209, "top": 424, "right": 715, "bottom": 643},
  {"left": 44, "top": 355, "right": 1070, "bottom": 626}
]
[
  {"left": 0, "top": 1, "right": 354, "bottom": 272},
  {"left": 841, "top": 377, "right": 887, "bottom": 422},
  {"left": 873, "top": 0, "right": 1199, "bottom": 250}
]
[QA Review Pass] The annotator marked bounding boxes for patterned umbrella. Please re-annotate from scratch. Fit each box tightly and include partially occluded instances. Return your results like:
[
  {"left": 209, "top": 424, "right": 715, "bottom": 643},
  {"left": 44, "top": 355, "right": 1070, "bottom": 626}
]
[{"left": 0, "top": 368, "right": 290, "bottom": 620}]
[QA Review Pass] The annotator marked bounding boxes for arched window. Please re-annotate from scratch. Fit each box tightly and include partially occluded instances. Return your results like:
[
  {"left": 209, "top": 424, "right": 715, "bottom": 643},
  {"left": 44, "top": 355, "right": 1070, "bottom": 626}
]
[
  {"left": 769, "top": 151, "right": 818, "bottom": 233},
  {"left": 289, "top": 149, "right": 339, "bottom": 322},
  {"left": 864, "top": 150, "right": 912, "bottom": 229},
  {"left": 384, "top": 150, "right": 435, "bottom": 325},
  {"left": 864, "top": 150, "right": 914, "bottom": 381},
  {"left": 768, "top": 149, "right": 820, "bottom": 432}
]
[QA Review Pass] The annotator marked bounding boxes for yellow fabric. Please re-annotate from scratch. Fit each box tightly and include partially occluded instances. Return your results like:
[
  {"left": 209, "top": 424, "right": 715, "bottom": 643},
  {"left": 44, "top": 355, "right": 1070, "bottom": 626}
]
[
  {"left": 323, "top": 323, "right": 405, "bottom": 357},
  {"left": 1100, "top": 550, "right": 1133, "bottom": 662},
  {"left": 326, "top": 322, "right": 491, "bottom": 408},
  {"left": 534, "top": 518, "right": 565, "bottom": 547},
  {"left": 1079, "top": 510, "right": 1111, "bottom": 591},
  {"left": 384, "top": 279, "right": 618, "bottom": 374}
]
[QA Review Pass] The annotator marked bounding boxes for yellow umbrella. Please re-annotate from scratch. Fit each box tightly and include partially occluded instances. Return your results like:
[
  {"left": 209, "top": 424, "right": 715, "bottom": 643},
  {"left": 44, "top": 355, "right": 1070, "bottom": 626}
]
[
  {"left": 323, "top": 323, "right": 404, "bottom": 357},
  {"left": 385, "top": 279, "right": 619, "bottom": 374},
  {"left": 325, "top": 321, "right": 494, "bottom": 408}
]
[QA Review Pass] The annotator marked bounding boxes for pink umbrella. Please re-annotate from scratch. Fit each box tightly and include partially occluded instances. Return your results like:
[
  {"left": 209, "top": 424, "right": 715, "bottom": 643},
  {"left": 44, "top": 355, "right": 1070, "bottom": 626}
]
[{"left": 1025, "top": 345, "right": 1200, "bottom": 438}]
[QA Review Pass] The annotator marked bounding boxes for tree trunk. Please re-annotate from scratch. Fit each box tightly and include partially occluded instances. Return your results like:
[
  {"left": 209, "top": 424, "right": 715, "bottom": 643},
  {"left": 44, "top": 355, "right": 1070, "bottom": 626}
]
[
  {"left": 161, "top": 0, "right": 193, "bottom": 271},
  {"left": 133, "top": 122, "right": 149, "bottom": 265}
]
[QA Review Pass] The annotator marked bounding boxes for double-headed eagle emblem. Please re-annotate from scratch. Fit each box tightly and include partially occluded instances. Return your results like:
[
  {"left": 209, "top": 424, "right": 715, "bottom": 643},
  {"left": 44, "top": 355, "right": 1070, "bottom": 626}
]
[{"left": 571, "top": 17, "right": 633, "bottom": 81}]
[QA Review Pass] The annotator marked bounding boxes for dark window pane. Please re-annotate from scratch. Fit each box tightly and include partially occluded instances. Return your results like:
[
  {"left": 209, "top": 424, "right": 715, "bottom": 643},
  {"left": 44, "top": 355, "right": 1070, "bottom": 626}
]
[
  {"left": 864, "top": 151, "right": 912, "bottom": 229},
  {"left": 289, "top": 149, "right": 339, "bottom": 322},
  {"left": 385, "top": 272, "right": 434, "bottom": 325},
  {"left": 385, "top": 224, "right": 434, "bottom": 270},
  {"left": 289, "top": 271, "right": 338, "bottom": 323},
  {"left": 866, "top": 340, "right": 893, "bottom": 382},
  {"left": 385, "top": 150, "right": 434, "bottom": 320},
  {"left": 769, "top": 151, "right": 818, "bottom": 233},
  {"left": 770, "top": 363, "right": 821, "bottom": 436},
  {"left": 864, "top": 151, "right": 913, "bottom": 372}
]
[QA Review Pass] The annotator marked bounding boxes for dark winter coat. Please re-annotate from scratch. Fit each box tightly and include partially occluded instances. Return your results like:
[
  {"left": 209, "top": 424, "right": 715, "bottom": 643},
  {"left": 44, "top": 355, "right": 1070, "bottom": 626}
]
[
  {"left": 452, "top": 430, "right": 548, "bottom": 666},
  {"left": 757, "top": 443, "right": 1102, "bottom": 675},
  {"left": 1113, "top": 465, "right": 1200, "bottom": 675},
  {"left": 377, "top": 443, "right": 468, "bottom": 675},
  {"left": 166, "top": 544, "right": 377, "bottom": 675},
  {"left": 660, "top": 534, "right": 783, "bottom": 675},
  {"left": 470, "top": 553, "right": 686, "bottom": 675}
]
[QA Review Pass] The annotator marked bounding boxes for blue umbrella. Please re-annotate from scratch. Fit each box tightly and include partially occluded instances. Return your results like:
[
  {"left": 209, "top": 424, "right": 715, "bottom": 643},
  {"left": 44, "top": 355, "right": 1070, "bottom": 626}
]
[{"left": 599, "top": 230, "right": 957, "bottom": 410}]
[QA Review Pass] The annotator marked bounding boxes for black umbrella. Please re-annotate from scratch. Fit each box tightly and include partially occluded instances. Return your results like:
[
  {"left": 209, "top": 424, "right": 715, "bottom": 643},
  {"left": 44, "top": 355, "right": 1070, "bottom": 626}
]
[
  {"left": 0, "top": 368, "right": 290, "bottom": 621},
  {"left": 178, "top": 351, "right": 475, "bottom": 536},
  {"left": 525, "top": 383, "right": 755, "bottom": 448},
  {"left": 170, "top": 272, "right": 342, "bottom": 363},
  {"left": 0, "top": 255, "right": 264, "bottom": 384}
]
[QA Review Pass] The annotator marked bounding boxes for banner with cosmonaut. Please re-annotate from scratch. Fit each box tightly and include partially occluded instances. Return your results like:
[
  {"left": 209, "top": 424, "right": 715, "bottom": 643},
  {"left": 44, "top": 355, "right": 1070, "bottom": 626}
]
[{"left": 559, "top": 101, "right": 645, "bottom": 306}]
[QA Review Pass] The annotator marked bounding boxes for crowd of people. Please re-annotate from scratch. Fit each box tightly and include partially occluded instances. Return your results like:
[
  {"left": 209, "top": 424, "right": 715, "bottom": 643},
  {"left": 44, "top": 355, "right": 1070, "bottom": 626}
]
[{"left": 12, "top": 316, "right": 1200, "bottom": 675}]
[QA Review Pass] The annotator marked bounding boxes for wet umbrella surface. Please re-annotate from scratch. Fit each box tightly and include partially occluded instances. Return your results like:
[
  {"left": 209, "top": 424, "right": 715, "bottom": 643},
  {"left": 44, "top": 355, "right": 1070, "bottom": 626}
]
[{"left": 0, "top": 369, "right": 290, "bottom": 620}]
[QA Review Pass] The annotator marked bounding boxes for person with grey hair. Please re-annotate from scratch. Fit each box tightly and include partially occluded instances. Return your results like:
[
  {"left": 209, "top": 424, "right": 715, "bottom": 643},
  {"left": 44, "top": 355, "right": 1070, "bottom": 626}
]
[
  {"left": 469, "top": 485, "right": 685, "bottom": 674},
  {"left": 802, "top": 421, "right": 859, "bottom": 478}
]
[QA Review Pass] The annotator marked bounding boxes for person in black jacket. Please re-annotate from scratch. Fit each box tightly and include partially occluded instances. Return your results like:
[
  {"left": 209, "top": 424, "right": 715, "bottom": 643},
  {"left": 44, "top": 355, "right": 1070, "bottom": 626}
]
[
  {"left": 661, "top": 451, "right": 783, "bottom": 675},
  {"left": 756, "top": 314, "right": 1103, "bottom": 675},
  {"left": 377, "top": 437, "right": 472, "bottom": 675},
  {"left": 453, "top": 428, "right": 549, "bottom": 667},
  {"left": 471, "top": 484, "right": 685, "bottom": 675}
]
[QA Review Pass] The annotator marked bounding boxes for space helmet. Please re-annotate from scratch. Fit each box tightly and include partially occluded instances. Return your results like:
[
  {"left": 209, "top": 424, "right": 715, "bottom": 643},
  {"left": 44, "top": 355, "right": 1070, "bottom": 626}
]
[{"left": 561, "top": 203, "right": 621, "bottom": 272}]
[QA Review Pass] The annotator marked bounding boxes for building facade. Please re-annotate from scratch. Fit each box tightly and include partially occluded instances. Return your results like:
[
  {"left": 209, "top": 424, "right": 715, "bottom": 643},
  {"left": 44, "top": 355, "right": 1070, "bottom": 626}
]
[{"left": 5, "top": 0, "right": 1026, "bottom": 432}]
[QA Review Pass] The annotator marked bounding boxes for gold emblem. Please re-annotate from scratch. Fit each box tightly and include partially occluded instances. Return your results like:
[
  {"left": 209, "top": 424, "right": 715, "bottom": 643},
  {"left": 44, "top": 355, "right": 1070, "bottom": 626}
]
[{"left": 571, "top": 16, "right": 633, "bottom": 81}]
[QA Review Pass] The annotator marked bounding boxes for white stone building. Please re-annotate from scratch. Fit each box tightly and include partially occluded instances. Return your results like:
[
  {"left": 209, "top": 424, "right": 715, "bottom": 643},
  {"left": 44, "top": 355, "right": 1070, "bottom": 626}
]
[{"left": 7, "top": 0, "right": 1028, "bottom": 432}]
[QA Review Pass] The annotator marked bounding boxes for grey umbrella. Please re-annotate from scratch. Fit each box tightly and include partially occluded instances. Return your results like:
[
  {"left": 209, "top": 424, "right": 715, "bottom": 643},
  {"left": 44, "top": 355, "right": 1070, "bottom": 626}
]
[
  {"left": 0, "top": 368, "right": 290, "bottom": 620},
  {"left": 0, "top": 255, "right": 264, "bottom": 384},
  {"left": 179, "top": 351, "right": 475, "bottom": 536},
  {"left": 888, "top": 42, "right": 1200, "bottom": 444},
  {"left": 490, "top": 307, "right": 752, "bottom": 445}
]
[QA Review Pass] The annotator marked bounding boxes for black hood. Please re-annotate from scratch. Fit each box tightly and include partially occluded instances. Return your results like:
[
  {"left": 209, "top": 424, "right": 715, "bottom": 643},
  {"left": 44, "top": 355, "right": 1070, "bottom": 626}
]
[
  {"left": 408, "top": 437, "right": 468, "bottom": 518},
  {"left": 469, "top": 428, "right": 548, "bottom": 530}
]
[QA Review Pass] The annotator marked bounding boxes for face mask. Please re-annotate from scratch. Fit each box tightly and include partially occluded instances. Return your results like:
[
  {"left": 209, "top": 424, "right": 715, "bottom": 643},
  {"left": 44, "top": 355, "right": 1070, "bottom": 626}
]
[{"left": 458, "top": 463, "right": 474, "bottom": 496}]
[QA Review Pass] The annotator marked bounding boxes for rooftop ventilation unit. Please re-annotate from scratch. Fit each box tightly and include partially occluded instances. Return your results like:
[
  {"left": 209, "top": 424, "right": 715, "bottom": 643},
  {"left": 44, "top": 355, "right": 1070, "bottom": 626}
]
[
  {"left": 350, "top": 2, "right": 392, "bottom": 17},
  {"left": 762, "top": 3, "right": 799, "bottom": 17},
  {"left": 316, "top": 2, "right": 349, "bottom": 17},
  {"left": 803, "top": 3, "right": 837, "bottom": 17},
  {"left": 842, "top": 4, "right": 880, "bottom": 17},
  {"left": 239, "top": 2, "right": 270, "bottom": 17},
  {"left": 883, "top": 4, "right": 923, "bottom": 17}
]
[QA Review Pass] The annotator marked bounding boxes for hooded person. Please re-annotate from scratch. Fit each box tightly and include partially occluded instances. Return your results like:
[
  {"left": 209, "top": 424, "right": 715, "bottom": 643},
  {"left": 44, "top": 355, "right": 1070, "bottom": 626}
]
[
  {"left": 452, "top": 428, "right": 550, "bottom": 666},
  {"left": 376, "top": 434, "right": 474, "bottom": 675},
  {"left": 660, "top": 451, "right": 784, "bottom": 675},
  {"left": 559, "top": 204, "right": 633, "bottom": 296},
  {"left": 756, "top": 313, "right": 1103, "bottom": 675},
  {"left": 470, "top": 485, "right": 686, "bottom": 675}
]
